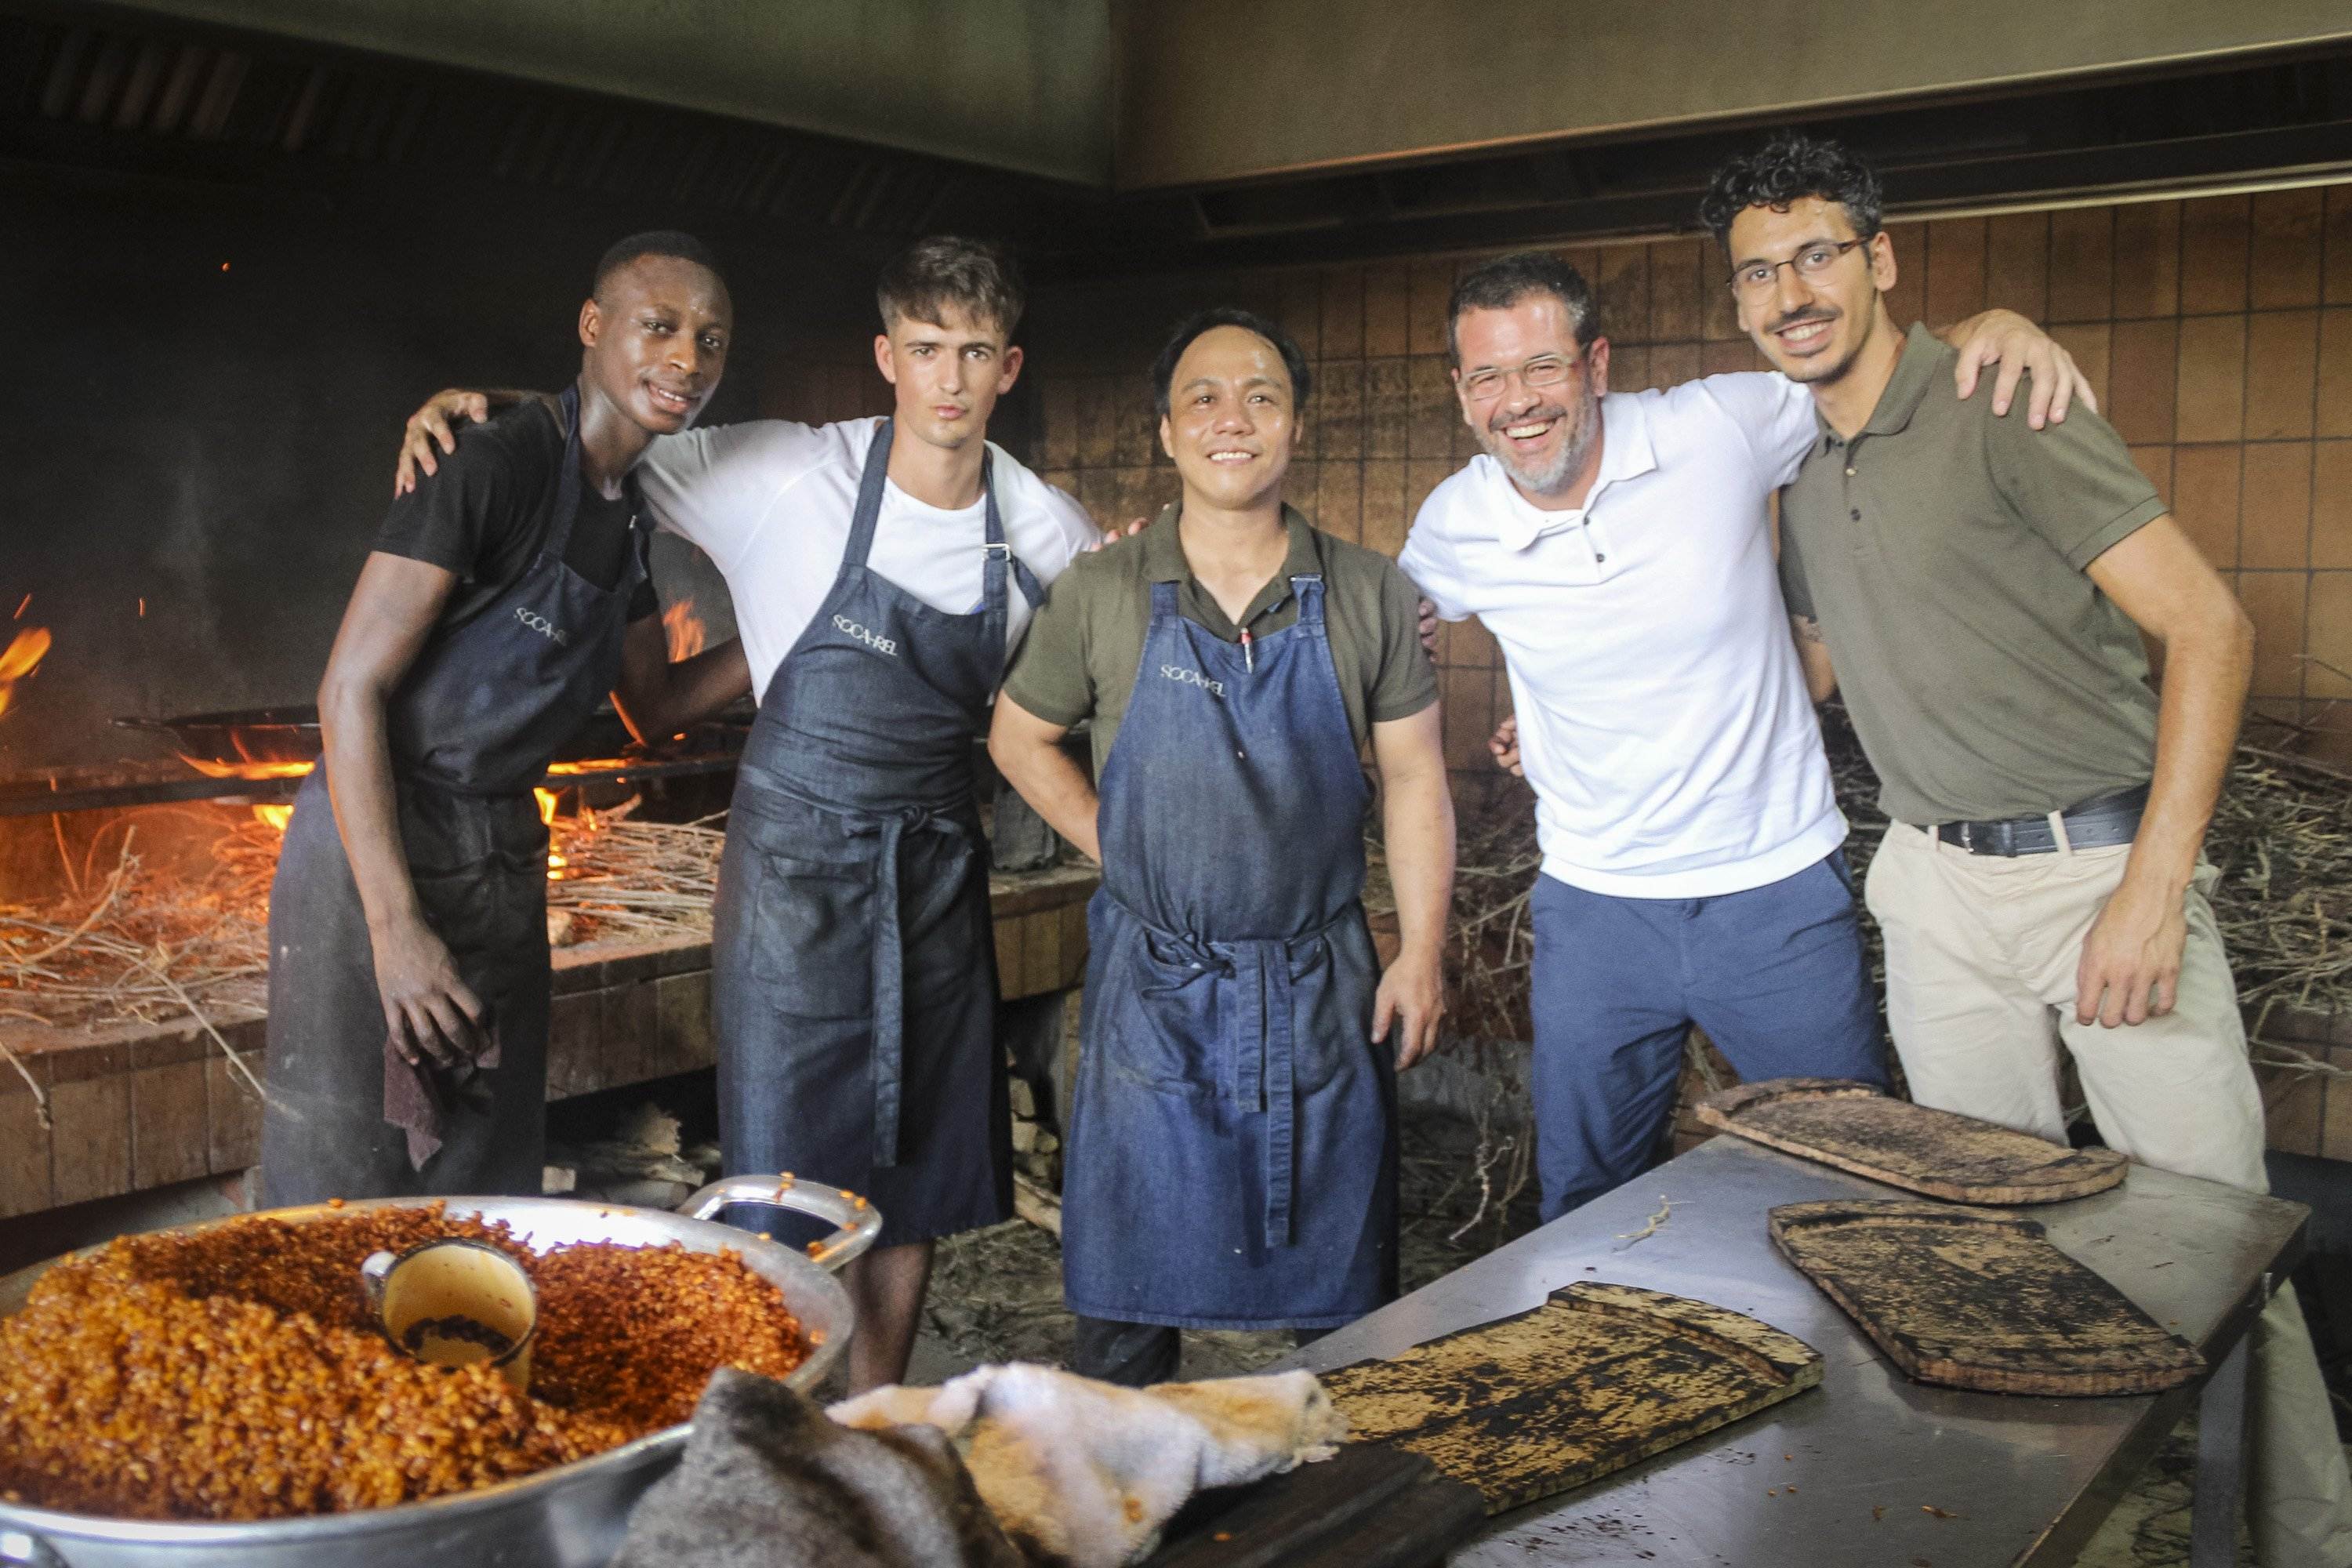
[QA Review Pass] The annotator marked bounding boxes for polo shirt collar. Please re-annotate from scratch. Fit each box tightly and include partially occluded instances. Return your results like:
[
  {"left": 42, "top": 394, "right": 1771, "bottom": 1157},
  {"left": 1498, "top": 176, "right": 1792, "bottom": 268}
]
[
  {"left": 1816, "top": 321, "right": 1944, "bottom": 452},
  {"left": 1141, "top": 502, "right": 1321, "bottom": 583},
  {"left": 1493, "top": 392, "right": 1654, "bottom": 553}
]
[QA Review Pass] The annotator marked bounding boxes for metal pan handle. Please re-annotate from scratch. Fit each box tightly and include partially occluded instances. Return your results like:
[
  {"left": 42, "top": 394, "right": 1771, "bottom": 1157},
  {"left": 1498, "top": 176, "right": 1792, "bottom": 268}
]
[
  {"left": 678, "top": 1175, "right": 882, "bottom": 1272},
  {"left": 0, "top": 1528, "right": 64, "bottom": 1568}
]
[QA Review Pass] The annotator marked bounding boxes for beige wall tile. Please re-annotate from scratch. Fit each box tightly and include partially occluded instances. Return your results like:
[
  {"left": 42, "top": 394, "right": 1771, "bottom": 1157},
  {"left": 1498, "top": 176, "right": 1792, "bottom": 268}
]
[
  {"left": 2169, "top": 444, "right": 2241, "bottom": 568},
  {"left": 1322, "top": 268, "right": 1366, "bottom": 359},
  {"left": 2306, "top": 572, "right": 2352, "bottom": 699},
  {"left": 1926, "top": 216, "right": 1988, "bottom": 326},
  {"left": 1406, "top": 459, "right": 1454, "bottom": 550},
  {"left": 1319, "top": 359, "right": 1365, "bottom": 461},
  {"left": 1649, "top": 238, "right": 1704, "bottom": 342},
  {"left": 1440, "top": 666, "right": 1499, "bottom": 770},
  {"left": 2053, "top": 323, "right": 2111, "bottom": 410},
  {"left": 1409, "top": 356, "right": 1456, "bottom": 459},
  {"left": 1593, "top": 243, "right": 1650, "bottom": 344},
  {"left": 2111, "top": 201, "right": 2182, "bottom": 319},
  {"left": 2239, "top": 569, "right": 2310, "bottom": 699},
  {"left": 2252, "top": 188, "right": 2325, "bottom": 310},
  {"left": 2240, "top": 443, "right": 2313, "bottom": 570},
  {"left": 2326, "top": 188, "right": 2352, "bottom": 307},
  {"left": 1409, "top": 261, "right": 1454, "bottom": 357},
  {"left": 2318, "top": 308, "right": 2352, "bottom": 438},
  {"left": 1281, "top": 273, "right": 1324, "bottom": 360},
  {"left": 1365, "top": 266, "right": 1412, "bottom": 357},
  {"left": 2049, "top": 207, "right": 2115, "bottom": 322},
  {"left": 2172, "top": 315, "right": 2246, "bottom": 444},
  {"left": 2179, "top": 194, "right": 2250, "bottom": 314},
  {"left": 2107, "top": 319, "right": 2179, "bottom": 445},
  {"left": 1366, "top": 358, "right": 1411, "bottom": 459},
  {"left": 2312, "top": 440, "right": 2352, "bottom": 568},
  {"left": 1985, "top": 211, "right": 2050, "bottom": 324},
  {"left": 1650, "top": 342, "right": 1701, "bottom": 391},
  {"left": 2243, "top": 310, "right": 2319, "bottom": 441},
  {"left": 1610, "top": 343, "right": 1652, "bottom": 394},
  {"left": 1316, "top": 461, "right": 1363, "bottom": 545},
  {"left": 1882, "top": 220, "right": 1926, "bottom": 329},
  {"left": 1361, "top": 459, "right": 1409, "bottom": 556},
  {"left": 2128, "top": 445, "right": 2172, "bottom": 511}
]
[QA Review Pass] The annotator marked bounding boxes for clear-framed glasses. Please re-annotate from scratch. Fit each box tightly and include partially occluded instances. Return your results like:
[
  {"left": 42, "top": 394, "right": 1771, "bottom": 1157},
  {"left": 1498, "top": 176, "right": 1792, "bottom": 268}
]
[
  {"left": 1460, "top": 351, "right": 1582, "bottom": 403},
  {"left": 1727, "top": 238, "right": 1867, "bottom": 298}
]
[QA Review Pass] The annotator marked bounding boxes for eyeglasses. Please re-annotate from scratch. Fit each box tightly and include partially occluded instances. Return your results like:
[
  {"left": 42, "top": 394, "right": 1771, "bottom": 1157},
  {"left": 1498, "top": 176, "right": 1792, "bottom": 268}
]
[
  {"left": 1459, "top": 351, "right": 1582, "bottom": 403},
  {"left": 1727, "top": 238, "right": 1867, "bottom": 297}
]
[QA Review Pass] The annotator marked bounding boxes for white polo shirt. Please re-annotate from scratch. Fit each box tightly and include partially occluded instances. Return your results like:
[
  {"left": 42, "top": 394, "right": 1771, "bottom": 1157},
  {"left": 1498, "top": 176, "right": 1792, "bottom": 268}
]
[
  {"left": 638, "top": 416, "right": 1099, "bottom": 701},
  {"left": 1400, "top": 374, "right": 1846, "bottom": 898}
]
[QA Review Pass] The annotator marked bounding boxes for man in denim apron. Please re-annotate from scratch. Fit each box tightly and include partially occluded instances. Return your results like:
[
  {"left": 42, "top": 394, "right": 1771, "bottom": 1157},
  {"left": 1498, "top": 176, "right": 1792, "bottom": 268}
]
[
  {"left": 260, "top": 233, "right": 753, "bottom": 1206},
  {"left": 993, "top": 310, "right": 1455, "bottom": 1384}
]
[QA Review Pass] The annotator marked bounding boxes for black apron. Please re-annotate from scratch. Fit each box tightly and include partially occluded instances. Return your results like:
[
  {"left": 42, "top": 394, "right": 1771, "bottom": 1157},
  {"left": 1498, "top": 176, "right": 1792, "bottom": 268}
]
[
  {"left": 258, "top": 387, "right": 646, "bottom": 1206},
  {"left": 712, "top": 418, "right": 1040, "bottom": 1248}
]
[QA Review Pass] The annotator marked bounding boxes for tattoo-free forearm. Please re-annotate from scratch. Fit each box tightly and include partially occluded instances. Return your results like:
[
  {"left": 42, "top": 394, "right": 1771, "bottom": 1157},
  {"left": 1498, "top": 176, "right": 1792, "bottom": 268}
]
[
  {"left": 988, "top": 702, "right": 1102, "bottom": 863},
  {"left": 1381, "top": 764, "right": 1454, "bottom": 966},
  {"left": 612, "top": 626, "right": 750, "bottom": 745},
  {"left": 318, "top": 669, "right": 420, "bottom": 936},
  {"left": 2122, "top": 608, "right": 2251, "bottom": 898}
]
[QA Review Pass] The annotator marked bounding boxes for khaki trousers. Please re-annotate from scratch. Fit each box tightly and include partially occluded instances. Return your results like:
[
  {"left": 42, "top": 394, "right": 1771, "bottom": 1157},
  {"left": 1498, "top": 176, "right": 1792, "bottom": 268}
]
[{"left": 1867, "top": 822, "right": 2352, "bottom": 1568}]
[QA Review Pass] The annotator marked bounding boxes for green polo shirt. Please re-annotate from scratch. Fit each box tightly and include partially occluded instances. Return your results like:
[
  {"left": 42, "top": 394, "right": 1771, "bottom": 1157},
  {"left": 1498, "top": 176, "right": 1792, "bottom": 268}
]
[
  {"left": 1001, "top": 503, "right": 1438, "bottom": 774},
  {"left": 1780, "top": 323, "right": 2166, "bottom": 826}
]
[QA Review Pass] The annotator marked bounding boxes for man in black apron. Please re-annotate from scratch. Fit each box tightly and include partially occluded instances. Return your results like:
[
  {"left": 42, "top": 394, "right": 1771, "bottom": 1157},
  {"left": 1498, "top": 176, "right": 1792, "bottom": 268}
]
[
  {"left": 258, "top": 232, "right": 753, "bottom": 1207},
  {"left": 991, "top": 310, "right": 1456, "bottom": 1384}
]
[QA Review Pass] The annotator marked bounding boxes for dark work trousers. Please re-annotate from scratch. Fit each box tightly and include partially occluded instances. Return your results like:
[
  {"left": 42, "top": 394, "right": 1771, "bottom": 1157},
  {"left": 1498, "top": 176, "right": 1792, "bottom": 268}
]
[{"left": 1070, "top": 1316, "right": 1334, "bottom": 1388}]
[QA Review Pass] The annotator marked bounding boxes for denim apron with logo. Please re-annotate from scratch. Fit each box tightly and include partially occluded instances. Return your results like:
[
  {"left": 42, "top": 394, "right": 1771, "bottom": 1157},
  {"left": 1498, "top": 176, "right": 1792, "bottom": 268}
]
[
  {"left": 713, "top": 418, "right": 1040, "bottom": 1247},
  {"left": 1062, "top": 574, "right": 1396, "bottom": 1329},
  {"left": 260, "top": 385, "right": 647, "bottom": 1205}
]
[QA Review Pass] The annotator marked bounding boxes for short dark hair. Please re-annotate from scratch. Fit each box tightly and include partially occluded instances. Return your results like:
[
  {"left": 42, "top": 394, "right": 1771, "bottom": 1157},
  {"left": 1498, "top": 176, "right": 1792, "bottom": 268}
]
[
  {"left": 1699, "top": 133, "right": 1885, "bottom": 251},
  {"left": 876, "top": 235, "right": 1025, "bottom": 339},
  {"left": 1446, "top": 252, "right": 1601, "bottom": 364},
  {"left": 593, "top": 230, "right": 723, "bottom": 298},
  {"left": 1151, "top": 307, "right": 1312, "bottom": 421}
]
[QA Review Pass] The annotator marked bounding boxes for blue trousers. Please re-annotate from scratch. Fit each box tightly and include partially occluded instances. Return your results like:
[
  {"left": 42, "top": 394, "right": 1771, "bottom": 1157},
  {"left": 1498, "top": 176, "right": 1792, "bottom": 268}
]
[{"left": 1529, "top": 850, "right": 1885, "bottom": 1220}]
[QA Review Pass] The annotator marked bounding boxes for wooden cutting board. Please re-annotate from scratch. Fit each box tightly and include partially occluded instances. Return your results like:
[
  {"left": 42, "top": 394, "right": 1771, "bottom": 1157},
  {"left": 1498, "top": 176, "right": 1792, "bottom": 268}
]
[
  {"left": 1696, "top": 1077, "right": 2127, "bottom": 1203},
  {"left": 1769, "top": 1199, "right": 2205, "bottom": 1396},
  {"left": 1142, "top": 1441, "right": 1486, "bottom": 1568},
  {"left": 1319, "top": 1282, "right": 1820, "bottom": 1515}
]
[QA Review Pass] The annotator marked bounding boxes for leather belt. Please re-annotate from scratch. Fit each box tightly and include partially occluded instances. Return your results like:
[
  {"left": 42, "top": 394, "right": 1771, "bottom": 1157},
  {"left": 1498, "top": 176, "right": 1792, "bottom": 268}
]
[{"left": 1931, "top": 783, "right": 2149, "bottom": 857}]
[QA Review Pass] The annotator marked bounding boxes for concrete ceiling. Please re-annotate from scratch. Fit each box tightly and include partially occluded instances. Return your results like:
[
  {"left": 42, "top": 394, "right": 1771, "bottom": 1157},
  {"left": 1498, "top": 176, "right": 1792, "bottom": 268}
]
[{"left": 85, "top": 0, "right": 2352, "bottom": 194}]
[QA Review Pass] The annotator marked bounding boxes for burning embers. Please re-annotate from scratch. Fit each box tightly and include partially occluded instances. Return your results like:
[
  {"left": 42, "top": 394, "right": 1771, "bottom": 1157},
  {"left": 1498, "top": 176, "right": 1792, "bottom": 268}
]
[
  {"left": 662, "top": 598, "right": 705, "bottom": 663},
  {"left": 0, "top": 626, "right": 50, "bottom": 723}
]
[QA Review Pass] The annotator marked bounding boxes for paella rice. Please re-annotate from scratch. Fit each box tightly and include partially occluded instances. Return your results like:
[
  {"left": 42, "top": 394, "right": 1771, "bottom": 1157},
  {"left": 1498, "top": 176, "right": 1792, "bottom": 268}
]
[{"left": 0, "top": 1203, "right": 806, "bottom": 1521}]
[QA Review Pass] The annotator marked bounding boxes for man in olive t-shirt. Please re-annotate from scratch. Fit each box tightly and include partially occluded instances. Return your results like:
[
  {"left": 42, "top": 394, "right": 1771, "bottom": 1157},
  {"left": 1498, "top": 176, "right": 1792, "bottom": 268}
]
[
  {"left": 1704, "top": 132, "right": 2350, "bottom": 1568},
  {"left": 990, "top": 307, "right": 1451, "bottom": 1385}
]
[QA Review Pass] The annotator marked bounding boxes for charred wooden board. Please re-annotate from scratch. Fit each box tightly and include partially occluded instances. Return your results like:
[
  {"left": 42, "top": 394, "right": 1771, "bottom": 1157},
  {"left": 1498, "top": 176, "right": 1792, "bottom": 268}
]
[
  {"left": 1769, "top": 1199, "right": 2205, "bottom": 1396},
  {"left": 1319, "top": 1282, "right": 1820, "bottom": 1515},
  {"left": 1142, "top": 1441, "right": 1485, "bottom": 1568},
  {"left": 1696, "top": 1077, "right": 2126, "bottom": 1203}
]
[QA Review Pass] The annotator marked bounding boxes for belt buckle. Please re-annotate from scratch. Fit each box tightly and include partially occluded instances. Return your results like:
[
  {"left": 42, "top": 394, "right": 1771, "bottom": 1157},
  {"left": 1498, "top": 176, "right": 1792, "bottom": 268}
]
[{"left": 1957, "top": 822, "right": 1974, "bottom": 853}]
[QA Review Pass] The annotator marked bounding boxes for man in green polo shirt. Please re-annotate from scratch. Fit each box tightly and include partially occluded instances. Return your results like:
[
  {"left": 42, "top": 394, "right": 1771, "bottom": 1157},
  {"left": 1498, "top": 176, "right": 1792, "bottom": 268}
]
[
  {"left": 989, "top": 307, "right": 1452, "bottom": 1384},
  {"left": 1703, "top": 132, "right": 2350, "bottom": 1567}
]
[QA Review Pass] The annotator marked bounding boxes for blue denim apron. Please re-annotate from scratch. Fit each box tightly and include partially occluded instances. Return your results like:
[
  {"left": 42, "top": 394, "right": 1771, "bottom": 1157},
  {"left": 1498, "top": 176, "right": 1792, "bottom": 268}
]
[
  {"left": 260, "top": 386, "right": 646, "bottom": 1205},
  {"left": 713, "top": 419, "right": 1041, "bottom": 1247},
  {"left": 1062, "top": 573, "right": 1397, "bottom": 1330}
]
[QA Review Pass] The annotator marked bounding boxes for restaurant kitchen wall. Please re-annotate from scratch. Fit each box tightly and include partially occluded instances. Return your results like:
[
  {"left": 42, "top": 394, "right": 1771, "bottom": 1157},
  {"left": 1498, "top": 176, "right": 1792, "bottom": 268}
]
[{"left": 1017, "top": 183, "right": 2352, "bottom": 796}]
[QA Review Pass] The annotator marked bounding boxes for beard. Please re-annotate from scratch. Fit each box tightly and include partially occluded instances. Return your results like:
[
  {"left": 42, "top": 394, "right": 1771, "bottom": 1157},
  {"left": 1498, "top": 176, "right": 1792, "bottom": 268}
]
[
  {"left": 1763, "top": 305, "right": 1865, "bottom": 386},
  {"left": 1479, "top": 392, "right": 1601, "bottom": 498}
]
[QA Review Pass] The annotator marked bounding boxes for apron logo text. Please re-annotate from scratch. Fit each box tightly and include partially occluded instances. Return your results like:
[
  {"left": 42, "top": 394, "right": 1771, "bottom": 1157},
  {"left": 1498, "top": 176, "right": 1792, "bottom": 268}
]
[
  {"left": 833, "top": 615, "right": 899, "bottom": 656},
  {"left": 1160, "top": 664, "right": 1225, "bottom": 696},
  {"left": 514, "top": 607, "right": 568, "bottom": 646}
]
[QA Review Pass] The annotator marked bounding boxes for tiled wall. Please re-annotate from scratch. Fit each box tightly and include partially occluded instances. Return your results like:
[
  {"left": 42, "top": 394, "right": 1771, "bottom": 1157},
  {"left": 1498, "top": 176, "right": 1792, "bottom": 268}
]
[{"left": 1017, "top": 183, "right": 2352, "bottom": 782}]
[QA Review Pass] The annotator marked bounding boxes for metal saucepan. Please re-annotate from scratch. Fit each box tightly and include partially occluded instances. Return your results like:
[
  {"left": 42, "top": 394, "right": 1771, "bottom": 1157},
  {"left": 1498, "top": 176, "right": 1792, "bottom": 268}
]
[{"left": 0, "top": 1175, "right": 877, "bottom": 1568}]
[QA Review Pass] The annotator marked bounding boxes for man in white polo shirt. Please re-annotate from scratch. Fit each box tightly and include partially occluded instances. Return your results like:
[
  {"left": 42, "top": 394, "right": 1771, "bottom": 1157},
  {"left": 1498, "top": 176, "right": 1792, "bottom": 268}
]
[{"left": 1401, "top": 252, "right": 2091, "bottom": 1220}]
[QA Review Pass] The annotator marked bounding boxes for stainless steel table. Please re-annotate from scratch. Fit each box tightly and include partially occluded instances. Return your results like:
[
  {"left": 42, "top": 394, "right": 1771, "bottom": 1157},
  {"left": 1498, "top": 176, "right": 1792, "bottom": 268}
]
[{"left": 1276, "top": 1136, "right": 2309, "bottom": 1567}]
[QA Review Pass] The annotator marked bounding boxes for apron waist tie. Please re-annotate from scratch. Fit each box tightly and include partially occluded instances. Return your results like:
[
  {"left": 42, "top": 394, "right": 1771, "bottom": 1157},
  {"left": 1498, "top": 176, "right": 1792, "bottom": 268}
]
[
  {"left": 739, "top": 764, "right": 975, "bottom": 1170},
  {"left": 1104, "top": 895, "right": 1348, "bottom": 1250}
]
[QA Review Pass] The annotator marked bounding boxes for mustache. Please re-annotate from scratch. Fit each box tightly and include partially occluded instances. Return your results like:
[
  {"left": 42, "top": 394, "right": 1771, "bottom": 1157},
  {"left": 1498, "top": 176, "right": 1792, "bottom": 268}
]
[
  {"left": 1766, "top": 306, "right": 1839, "bottom": 334},
  {"left": 1486, "top": 401, "right": 1574, "bottom": 435}
]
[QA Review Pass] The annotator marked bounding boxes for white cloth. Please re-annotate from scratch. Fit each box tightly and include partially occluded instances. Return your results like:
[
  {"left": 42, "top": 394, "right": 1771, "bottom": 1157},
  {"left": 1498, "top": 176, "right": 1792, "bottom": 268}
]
[
  {"left": 832, "top": 1364, "right": 1344, "bottom": 1568},
  {"left": 638, "top": 416, "right": 1100, "bottom": 701},
  {"left": 1400, "top": 373, "right": 1846, "bottom": 898}
]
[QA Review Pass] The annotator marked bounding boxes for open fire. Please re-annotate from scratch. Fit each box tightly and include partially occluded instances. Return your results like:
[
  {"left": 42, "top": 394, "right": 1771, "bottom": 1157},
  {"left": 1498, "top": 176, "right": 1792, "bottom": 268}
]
[{"left": 0, "top": 626, "right": 51, "bottom": 723}]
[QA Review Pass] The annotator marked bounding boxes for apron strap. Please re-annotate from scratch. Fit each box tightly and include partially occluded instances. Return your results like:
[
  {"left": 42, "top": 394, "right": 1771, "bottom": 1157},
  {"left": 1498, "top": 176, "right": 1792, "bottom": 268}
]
[
  {"left": 544, "top": 383, "right": 586, "bottom": 560},
  {"left": 1290, "top": 573, "right": 1327, "bottom": 630},
  {"left": 842, "top": 417, "right": 896, "bottom": 569}
]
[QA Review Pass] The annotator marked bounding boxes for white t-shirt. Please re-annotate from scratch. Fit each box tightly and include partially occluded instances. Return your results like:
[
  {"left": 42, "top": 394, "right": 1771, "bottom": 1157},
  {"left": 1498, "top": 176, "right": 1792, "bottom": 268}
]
[
  {"left": 638, "top": 417, "right": 1099, "bottom": 701},
  {"left": 1400, "top": 373, "right": 1846, "bottom": 898}
]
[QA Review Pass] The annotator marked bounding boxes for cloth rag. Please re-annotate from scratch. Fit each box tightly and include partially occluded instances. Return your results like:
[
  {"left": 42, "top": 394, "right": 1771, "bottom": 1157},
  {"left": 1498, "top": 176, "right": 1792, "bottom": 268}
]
[
  {"left": 612, "top": 1367, "right": 1026, "bottom": 1568},
  {"left": 832, "top": 1363, "right": 1345, "bottom": 1566},
  {"left": 382, "top": 1018, "right": 500, "bottom": 1171}
]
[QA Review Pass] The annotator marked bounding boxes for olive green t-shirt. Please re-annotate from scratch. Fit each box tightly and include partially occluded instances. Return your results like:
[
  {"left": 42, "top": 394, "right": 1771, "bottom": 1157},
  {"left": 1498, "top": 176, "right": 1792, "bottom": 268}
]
[
  {"left": 1000, "top": 504, "right": 1439, "bottom": 774},
  {"left": 1780, "top": 323, "right": 2165, "bottom": 826}
]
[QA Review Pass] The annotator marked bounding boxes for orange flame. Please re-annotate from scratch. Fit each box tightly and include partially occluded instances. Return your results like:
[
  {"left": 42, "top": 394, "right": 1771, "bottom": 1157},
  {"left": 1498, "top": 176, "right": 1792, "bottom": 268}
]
[
  {"left": 0, "top": 626, "right": 52, "bottom": 721},
  {"left": 183, "top": 755, "right": 313, "bottom": 779},
  {"left": 662, "top": 598, "right": 706, "bottom": 662},
  {"left": 252, "top": 804, "right": 294, "bottom": 831}
]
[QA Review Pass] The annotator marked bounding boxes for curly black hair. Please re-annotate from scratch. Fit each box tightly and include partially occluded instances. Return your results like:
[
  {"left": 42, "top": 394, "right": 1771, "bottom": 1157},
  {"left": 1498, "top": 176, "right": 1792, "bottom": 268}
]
[
  {"left": 1151, "top": 307, "right": 1312, "bottom": 421},
  {"left": 1698, "top": 133, "right": 1884, "bottom": 251}
]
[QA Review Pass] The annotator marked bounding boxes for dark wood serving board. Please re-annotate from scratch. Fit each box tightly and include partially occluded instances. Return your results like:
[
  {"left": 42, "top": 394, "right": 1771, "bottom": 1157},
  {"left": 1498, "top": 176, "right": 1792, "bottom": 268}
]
[
  {"left": 1696, "top": 1077, "right": 2127, "bottom": 1203},
  {"left": 1769, "top": 1199, "right": 2205, "bottom": 1396},
  {"left": 1318, "top": 1282, "right": 1820, "bottom": 1515}
]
